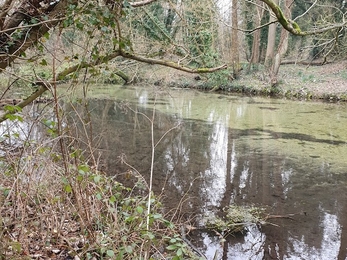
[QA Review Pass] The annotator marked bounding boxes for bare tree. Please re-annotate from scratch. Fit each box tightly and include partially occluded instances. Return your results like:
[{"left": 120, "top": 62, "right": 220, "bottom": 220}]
[
  {"left": 271, "top": 0, "right": 293, "bottom": 82},
  {"left": 264, "top": 0, "right": 278, "bottom": 68},
  {"left": 231, "top": 0, "right": 240, "bottom": 78},
  {"left": 248, "top": 0, "right": 265, "bottom": 71}
]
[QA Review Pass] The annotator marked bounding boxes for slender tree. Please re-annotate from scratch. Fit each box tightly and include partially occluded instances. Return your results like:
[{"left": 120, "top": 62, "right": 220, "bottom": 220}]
[
  {"left": 247, "top": 0, "right": 265, "bottom": 72},
  {"left": 264, "top": 0, "right": 278, "bottom": 67},
  {"left": 231, "top": 0, "right": 240, "bottom": 78},
  {"left": 271, "top": 0, "right": 293, "bottom": 81}
]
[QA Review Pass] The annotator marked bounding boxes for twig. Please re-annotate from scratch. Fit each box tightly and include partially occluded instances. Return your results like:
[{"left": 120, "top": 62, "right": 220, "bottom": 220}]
[
  {"left": 155, "top": 122, "right": 181, "bottom": 148},
  {"left": 293, "top": 0, "right": 318, "bottom": 22}
]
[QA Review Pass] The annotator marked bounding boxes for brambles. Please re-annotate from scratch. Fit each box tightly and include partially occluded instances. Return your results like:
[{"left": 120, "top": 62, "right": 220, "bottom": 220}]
[{"left": 0, "top": 105, "right": 201, "bottom": 259}]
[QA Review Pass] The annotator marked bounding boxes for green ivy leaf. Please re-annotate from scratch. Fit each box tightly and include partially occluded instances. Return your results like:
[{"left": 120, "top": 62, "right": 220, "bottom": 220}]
[
  {"left": 136, "top": 206, "right": 143, "bottom": 214},
  {"left": 176, "top": 248, "right": 183, "bottom": 256},
  {"left": 78, "top": 164, "right": 89, "bottom": 174},
  {"left": 93, "top": 175, "right": 101, "bottom": 183},
  {"left": 166, "top": 245, "right": 177, "bottom": 250},
  {"left": 43, "top": 31, "right": 50, "bottom": 39},
  {"left": 124, "top": 245, "right": 133, "bottom": 254},
  {"left": 64, "top": 184, "right": 72, "bottom": 193},
  {"left": 5, "top": 114, "right": 23, "bottom": 122},
  {"left": 106, "top": 250, "right": 115, "bottom": 257},
  {"left": 96, "top": 193, "right": 102, "bottom": 200},
  {"left": 4, "top": 105, "right": 22, "bottom": 113},
  {"left": 109, "top": 195, "right": 116, "bottom": 203},
  {"left": 40, "top": 59, "right": 48, "bottom": 66}
]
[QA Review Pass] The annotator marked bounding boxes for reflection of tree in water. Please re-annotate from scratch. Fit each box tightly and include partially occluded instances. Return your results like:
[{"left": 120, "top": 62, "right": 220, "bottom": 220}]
[
  {"left": 63, "top": 99, "right": 347, "bottom": 259},
  {"left": 156, "top": 120, "right": 212, "bottom": 215},
  {"left": 63, "top": 99, "right": 216, "bottom": 213},
  {"left": 218, "top": 141, "right": 347, "bottom": 259},
  {"left": 338, "top": 199, "right": 347, "bottom": 259}
]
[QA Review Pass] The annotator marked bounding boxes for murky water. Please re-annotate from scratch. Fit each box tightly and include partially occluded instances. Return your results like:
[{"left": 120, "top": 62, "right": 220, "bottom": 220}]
[{"left": 36, "top": 85, "right": 347, "bottom": 259}]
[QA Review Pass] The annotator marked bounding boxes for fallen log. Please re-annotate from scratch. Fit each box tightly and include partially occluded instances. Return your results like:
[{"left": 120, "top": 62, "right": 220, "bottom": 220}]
[{"left": 281, "top": 59, "right": 331, "bottom": 66}]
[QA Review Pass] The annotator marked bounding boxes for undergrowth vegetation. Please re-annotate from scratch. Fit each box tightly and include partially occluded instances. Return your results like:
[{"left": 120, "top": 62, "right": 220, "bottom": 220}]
[{"left": 0, "top": 102, "right": 202, "bottom": 260}]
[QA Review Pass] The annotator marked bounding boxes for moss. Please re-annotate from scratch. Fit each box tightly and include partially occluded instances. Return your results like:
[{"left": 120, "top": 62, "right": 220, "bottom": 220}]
[
  {"left": 292, "top": 21, "right": 302, "bottom": 33},
  {"left": 197, "top": 68, "right": 212, "bottom": 73},
  {"left": 339, "top": 94, "right": 347, "bottom": 101},
  {"left": 306, "top": 92, "right": 313, "bottom": 99},
  {"left": 204, "top": 205, "right": 266, "bottom": 234},
  {"left": 274, "top": 4, "right": 303, "bottom": 35},
  {"left": 284, "top": 90, "right": 293, "bottom": 98},
  {"left": 275, "top": 6, "right": 288, "bottom": 25}
]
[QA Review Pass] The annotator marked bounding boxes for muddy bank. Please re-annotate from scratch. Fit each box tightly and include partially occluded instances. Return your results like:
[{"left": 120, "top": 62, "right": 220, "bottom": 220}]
[{"left": 138, "top": 61, "right": 347, "bottom": 102}]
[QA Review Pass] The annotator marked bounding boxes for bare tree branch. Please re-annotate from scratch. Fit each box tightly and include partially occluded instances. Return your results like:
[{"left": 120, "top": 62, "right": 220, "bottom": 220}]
[
  {"left": 0, "top": 84, "right": 48, "bottom": 123},
  {"left": 239, "top": 20, "right": 277, "bottom": 33},
  {"left": 0, "top": 44, "right": 226, "bottom": 121},
  {"left": 129, "top": 0, "right": 158, "bottom": 7},
  {"left": 56, "top": 51, "right": 122, "bottom": 80},
  {"left": 120, "top": 51, "right": 227, "bottom": 73},
  {"left": 293, "top": 0, "right": 318, "bottom": 22},
  {"left": 260, "top": 0, "right": 347, "bottom": 36},
  {"left": 0, "top": 18, "right": 65, "bottom": 34}
]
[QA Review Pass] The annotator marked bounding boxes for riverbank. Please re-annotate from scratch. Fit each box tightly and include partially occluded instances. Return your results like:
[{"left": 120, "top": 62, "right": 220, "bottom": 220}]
[
  {"left": 140, "top": 60, "right": 347, "bottom": 102},
  {"left": 1, "top": 76, "right": 347, "bottom": 258}
]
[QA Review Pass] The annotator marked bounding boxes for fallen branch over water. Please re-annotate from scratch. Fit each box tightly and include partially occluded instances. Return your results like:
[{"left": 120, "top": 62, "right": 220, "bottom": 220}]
[{"left": 198, "top": 206, "right": 306, "bottom": 236}]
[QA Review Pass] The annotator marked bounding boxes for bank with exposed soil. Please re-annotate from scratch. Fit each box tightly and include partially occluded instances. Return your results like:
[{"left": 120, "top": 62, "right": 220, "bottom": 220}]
[{"left": 141, "top": 61, "right": 347, "bottom": 102}]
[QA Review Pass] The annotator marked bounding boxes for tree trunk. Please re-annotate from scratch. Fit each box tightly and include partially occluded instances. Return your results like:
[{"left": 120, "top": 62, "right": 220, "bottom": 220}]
[
  {"left": 231, "top": 0, "right": 240, "bottom": 79},
  {"left": 272, "top": 0, "right": 293, "bottom": 82},
  {"left": 248, "top": 0, "right": 265, "bottom": 72},
  {"left": 264, "top": 0, "right": 278, "bottom": 68}
]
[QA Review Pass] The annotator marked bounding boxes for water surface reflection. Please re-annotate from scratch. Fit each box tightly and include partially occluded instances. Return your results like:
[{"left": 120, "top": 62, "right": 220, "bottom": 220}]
[{"left": 67, "top": 86, "right": 347, "bottom": 259}]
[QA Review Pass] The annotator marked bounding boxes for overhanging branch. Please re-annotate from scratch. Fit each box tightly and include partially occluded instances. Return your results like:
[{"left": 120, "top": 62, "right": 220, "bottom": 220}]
[
  {"left": 0, "top": 83, "right": 48, "bottom": 123},
  {"left": 120, "top": 51, "right": 227, "bottom": 73},
  {"left": 239, "top": 20, "right": 277, "bottom": 33},
  {"left": 56, "top": 51, "right": 122, "bottom": 80},
  {"left": 0, "top": 46, "right": 227, "bottom": 123},
  {"left": 0, "top": 18, "right": 65, "bottom": 35},
  {"left": 260, "top": 0, "right": 347, "bottom": 36}
]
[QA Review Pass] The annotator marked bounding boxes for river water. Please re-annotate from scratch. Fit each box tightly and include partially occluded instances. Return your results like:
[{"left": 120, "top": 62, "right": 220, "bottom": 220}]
[{"left": 41, "top": 85, "right": 347, "bottom": 259}]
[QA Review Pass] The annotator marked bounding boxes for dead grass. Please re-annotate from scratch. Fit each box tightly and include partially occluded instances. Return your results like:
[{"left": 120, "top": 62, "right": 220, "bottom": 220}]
[{"left": 0, "top": 107, "right": 199, "bottom": 260}]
